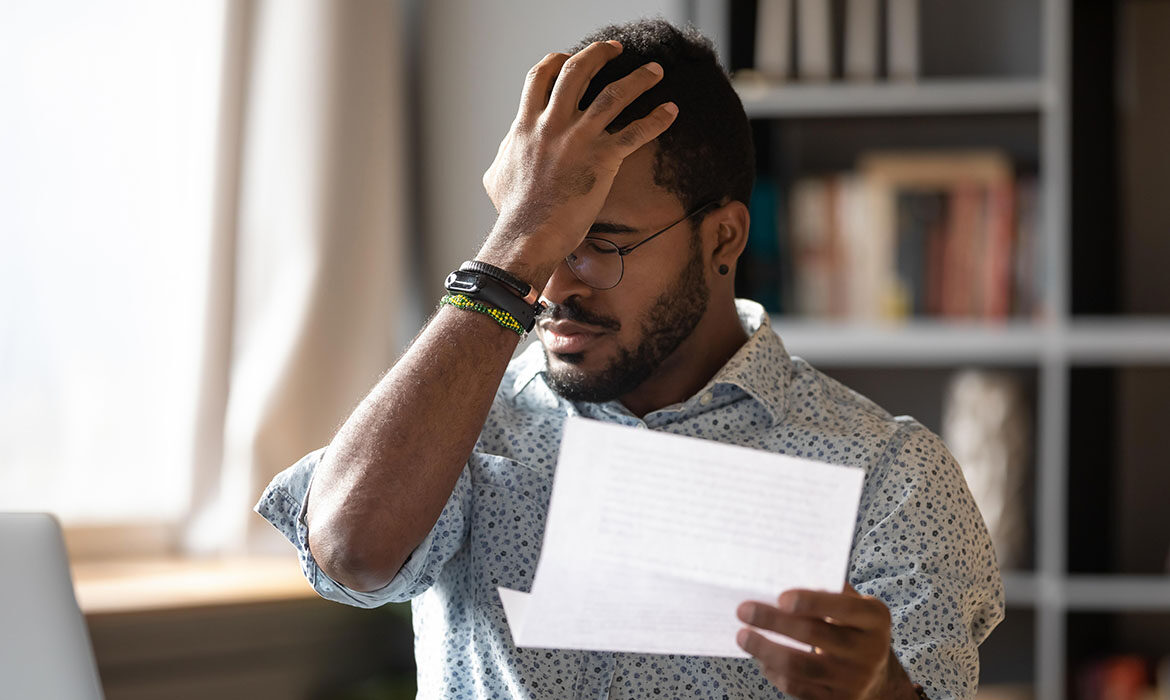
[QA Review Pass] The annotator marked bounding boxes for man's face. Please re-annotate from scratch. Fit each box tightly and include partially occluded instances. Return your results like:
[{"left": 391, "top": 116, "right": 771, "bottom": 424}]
[{"left": 534, "top": 143, "right": 710, "bottom": 403}]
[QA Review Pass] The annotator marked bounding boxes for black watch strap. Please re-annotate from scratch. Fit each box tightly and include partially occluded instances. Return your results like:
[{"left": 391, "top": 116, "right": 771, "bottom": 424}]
[{"left": 460, "top": 260, "right": 532, "bottom": 298}]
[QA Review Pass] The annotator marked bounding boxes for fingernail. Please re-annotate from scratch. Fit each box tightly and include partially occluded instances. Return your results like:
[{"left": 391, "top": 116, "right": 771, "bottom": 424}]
[
  {"left": 644, "top": 61, "right": 663, "bottom": 76},
  {"left": 662, "top": 102, "right": 678, "bottom": 116},
  {"left": 736, "top": 602, "right": 755, "bottom": 623},
  {"left": 606, "top": 40, "right": 622, "bottom": 49},
  {"left": 736, "top": 628, "right": 750, "bottom": 648}
]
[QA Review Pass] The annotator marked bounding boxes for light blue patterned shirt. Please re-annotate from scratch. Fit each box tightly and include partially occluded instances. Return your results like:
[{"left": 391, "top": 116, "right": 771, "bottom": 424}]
[{"left": 256, "top": 299, "right": 1004, "bottom": 700}]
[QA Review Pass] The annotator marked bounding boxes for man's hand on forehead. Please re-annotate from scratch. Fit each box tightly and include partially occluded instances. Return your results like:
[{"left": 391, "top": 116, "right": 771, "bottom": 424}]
[{"left": 478, "top": 40, "right": 679, "bottom": 282}]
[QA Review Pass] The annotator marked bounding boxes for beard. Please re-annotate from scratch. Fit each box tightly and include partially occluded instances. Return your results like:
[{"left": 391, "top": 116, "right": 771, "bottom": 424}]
[{"left": 542, "top": 237, "right": 710, "bottom": 403}]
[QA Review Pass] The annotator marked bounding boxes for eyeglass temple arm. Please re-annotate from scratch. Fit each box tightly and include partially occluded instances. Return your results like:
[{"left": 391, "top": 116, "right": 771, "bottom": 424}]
[{"left": 616, "top": 200, "right": 720, "bottom": 255}]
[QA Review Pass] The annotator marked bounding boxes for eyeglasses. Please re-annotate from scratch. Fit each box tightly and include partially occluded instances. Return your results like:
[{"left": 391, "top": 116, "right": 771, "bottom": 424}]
[{"left": 564, "top": 200, "right": 720, "bottom": 290}]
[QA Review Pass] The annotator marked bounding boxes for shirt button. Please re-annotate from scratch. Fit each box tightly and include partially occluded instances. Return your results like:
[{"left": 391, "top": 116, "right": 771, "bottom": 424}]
[
  {"left": 699, "top": 392, "right": 713, "bottom": 406},
  {"left": 634, "top": 422, "right": 647, "bottom": 429}
]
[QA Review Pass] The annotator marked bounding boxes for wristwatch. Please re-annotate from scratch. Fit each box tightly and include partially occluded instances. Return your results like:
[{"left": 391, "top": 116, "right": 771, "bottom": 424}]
[{"left": 444, "top": 268, "right": 545, "bottom": 332}]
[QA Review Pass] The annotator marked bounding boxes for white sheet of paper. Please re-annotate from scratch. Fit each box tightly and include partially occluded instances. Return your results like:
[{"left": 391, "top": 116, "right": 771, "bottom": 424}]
[{"left": 499, "top": 416, "right": 865, "bottom": 657}]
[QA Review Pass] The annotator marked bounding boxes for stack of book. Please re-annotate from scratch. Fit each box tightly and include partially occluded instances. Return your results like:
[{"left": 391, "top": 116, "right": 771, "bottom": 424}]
[
  {"left": 744, "top": 150, "right": 1043, "bottom": 321},
  {"left": 742, "top": 0, "right": 921, "bottom": 84}
]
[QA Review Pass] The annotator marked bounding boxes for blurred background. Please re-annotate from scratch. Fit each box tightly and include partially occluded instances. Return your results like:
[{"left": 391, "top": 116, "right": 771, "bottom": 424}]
[{"left": 0, "top": 0, "right": 1167, "bottom": 699}]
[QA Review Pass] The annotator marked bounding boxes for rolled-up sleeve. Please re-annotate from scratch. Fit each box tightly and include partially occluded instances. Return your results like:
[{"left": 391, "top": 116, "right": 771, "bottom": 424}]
[
  {"left": 849, "top": 422, "right": 1006, "bottom": 700},
  {"left": 254, "top": 447, "right": 472, "bottom": 608}
]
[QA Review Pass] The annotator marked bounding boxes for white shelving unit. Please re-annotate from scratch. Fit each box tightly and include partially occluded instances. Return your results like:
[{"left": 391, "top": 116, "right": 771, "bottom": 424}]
[
  {"left": 735, "top": 78, "right": 1046, "bottom": 118},
  {"left": 771, "top": 318, "right": 1049, "bottom": 366},
  {"left": 692, "top": 2, "right": 1170, "bottom": 699},
  {"left": 772, "top": 318, "right": 1170, "bottom": 367}
]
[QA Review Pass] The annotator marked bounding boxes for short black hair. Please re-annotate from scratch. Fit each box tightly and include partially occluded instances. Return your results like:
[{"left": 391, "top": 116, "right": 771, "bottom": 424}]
[{"left": 569, "top": 18, "right": 754, "bottom": 224}]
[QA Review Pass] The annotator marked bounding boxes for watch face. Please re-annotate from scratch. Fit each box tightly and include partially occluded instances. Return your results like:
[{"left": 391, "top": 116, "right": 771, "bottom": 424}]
[{"left": 445, "top": 271, "right": 480, "bottom": 294}]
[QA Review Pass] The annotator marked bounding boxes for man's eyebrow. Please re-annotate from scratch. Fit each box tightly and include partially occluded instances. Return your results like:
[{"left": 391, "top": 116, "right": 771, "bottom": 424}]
[{"left": 588, "top": 221, "right": 641, "bottom": 235}]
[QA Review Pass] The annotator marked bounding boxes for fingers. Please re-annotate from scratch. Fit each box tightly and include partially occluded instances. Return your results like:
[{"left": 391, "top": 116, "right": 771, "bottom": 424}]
[
  {"left": 736, "top": 628, "right": 837, "bottom": 699},
  {"left": 609, "top": 101, "right": 679, "bottom": 159},
  {"left": 581, "top": 59, "right": 665, "bottom": 126},
  {"left": 545, "top": 40, "right": 623, "bottom": 122},
  {"left": 736, "top": 601, "right": 860, "bottom": 656},
  {"left": 517, "top": 52, "right": 570, "bottom": 126},
  {"left": 520, "top": 40, "right": 679, "bottom": 159},
  {"left": 776, "top": 589, "right": 891, "bottom": 632}
]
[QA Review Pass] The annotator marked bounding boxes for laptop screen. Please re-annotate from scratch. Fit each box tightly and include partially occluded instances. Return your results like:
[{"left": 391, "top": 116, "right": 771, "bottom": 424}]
[{"left": 0, "top": 512, "right": 104, "bottom": 699}]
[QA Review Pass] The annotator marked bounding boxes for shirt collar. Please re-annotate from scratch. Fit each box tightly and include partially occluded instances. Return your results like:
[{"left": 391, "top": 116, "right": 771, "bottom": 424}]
[
  {"left": 511, "top": 298, "right": 792, "bottom": 426},
  {"left": 698, "top": 298, "right": 791, "bottom": 426}
]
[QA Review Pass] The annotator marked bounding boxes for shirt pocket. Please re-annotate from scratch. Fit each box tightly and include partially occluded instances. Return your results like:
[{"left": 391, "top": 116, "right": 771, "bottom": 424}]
[{"left": 467, "top": 453, "right": 550, "bottom": 605}]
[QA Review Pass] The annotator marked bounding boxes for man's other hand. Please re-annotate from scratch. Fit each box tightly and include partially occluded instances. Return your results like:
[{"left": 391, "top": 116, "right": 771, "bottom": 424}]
[{"left": 735, "top": 583, "right": 918, "bottom": 700}]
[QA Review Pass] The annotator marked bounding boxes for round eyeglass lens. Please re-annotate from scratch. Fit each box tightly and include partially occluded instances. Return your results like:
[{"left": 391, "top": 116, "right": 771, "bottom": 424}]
[{"left": 566, "top": 237, "right": 623, "bottom": 289}]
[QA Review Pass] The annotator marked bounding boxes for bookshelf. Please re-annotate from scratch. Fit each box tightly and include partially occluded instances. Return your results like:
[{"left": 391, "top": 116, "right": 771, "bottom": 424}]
[{"left": 691, "top": 1, "right": 1170, "bottom": 699}]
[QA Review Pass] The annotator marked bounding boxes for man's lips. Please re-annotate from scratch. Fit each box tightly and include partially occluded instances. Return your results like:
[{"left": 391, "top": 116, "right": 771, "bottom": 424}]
[{"left": 540, "top": 320, "right": 606, "bottom": 354}]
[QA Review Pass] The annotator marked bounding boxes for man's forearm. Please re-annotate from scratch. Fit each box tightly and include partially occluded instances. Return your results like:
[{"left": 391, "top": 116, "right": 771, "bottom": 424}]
[
  {"left": 303, "top": 38, "right": 678, "bottom": 594},
  {"left": 305, "top": 237, "right": 557, "bottom": 593}
]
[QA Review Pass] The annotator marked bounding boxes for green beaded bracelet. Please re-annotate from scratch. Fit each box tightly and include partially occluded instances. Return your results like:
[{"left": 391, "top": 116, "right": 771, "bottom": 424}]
[{"left": 441, "top": 293, "right": 525, "bottom": 337}]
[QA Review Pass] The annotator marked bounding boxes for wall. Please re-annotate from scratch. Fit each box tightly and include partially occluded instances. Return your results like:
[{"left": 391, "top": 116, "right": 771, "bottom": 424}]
[{"left": 415, "top": 0, "right": 689, "bottom": 299}]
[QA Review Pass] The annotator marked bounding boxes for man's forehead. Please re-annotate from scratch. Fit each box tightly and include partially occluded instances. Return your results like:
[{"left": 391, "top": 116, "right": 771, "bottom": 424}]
[
  {"left": 595, "top": 178, "right": 683, "bottom": 232},
  {"left": 589, "top": 198, "right": 684, "bottom": 234},
  {"left": 591, "top": 140, "right": 682, "bottom": 232}
]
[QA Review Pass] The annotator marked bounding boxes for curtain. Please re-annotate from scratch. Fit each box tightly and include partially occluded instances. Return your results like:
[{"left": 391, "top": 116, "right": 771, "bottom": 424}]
[{"left": 186, "top": 0, "right": 408, "bottom": 554}]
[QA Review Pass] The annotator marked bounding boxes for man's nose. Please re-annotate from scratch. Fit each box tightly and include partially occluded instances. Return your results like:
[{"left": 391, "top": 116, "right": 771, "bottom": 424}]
[{"left": 540, "top": 257, "right": 595, "bottom": 306}]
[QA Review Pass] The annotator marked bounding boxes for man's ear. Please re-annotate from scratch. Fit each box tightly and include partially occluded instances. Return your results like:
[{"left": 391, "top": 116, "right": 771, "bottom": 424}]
[{"left": 706, "top": 200, "right": 750, "bottom": 278}]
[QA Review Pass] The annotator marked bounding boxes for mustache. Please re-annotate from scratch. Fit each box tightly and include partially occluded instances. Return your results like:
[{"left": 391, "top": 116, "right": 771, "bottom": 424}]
[{"left": 543, "top": 297, "right": 621, "bottom": 332}]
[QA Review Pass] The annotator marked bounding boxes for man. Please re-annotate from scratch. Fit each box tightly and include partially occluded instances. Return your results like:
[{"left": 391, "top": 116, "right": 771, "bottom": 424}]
[{"left": 256, "top": 19, "right": 1004, "bottom": 700}]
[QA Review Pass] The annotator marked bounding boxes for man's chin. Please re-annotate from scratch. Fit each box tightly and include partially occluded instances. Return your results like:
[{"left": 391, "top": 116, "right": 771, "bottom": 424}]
[
  {"left": 541, "top": 346, "right": 629, "bottom": 403},
  {"left": 541, "top": 336, "right": 615, "bottom": 370},
  {"left": 546, "top": 349, "right": 586, "bottom": 366},
  {"left": 544, "top": 348, "right": 610, "bottom": 380}
]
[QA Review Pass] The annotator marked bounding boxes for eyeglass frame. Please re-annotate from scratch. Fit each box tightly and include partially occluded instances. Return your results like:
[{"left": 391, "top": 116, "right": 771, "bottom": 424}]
[{"left": 565, "top": 198, "right": 722, "bottom": 290}]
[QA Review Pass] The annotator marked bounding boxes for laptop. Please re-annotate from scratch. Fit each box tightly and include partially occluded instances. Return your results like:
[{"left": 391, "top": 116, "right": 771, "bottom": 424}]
[{"left": 0, "top": 512, "right": 104, "bottom": 699}]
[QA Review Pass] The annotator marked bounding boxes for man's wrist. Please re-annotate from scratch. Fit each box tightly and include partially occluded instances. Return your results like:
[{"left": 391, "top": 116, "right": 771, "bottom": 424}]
[
  {"left": 474, "top": 232, "right": 561, "bottom": 295},
  {"left": 881, "top": 648, "right": 924, "bottom": 700}
]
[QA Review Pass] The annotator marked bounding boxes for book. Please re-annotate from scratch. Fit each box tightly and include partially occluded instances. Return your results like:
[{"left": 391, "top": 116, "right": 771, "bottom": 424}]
[
  {"left": 790, "top": 177, "right": 837, "bottom": 317},
  {"left": 886, "top": 0, "right": 919, "bottom": 81},
  {"left": 843, "top": 0, "right": 879, "bottom": 81},
  {"left": 780, "top": 150, "right": 1033, "bottom": 321},
  {"left": 836, "top": 174, "right": 890, "bottom": 319},
  {"left": 755, "top": 0, "right": 793, "bottom": 81},
  {"left": 1013, "top": 177, "right": 1043, "bottom": 319},
  {"left": 859, "top": 150, "right": 1016, "bottom": 320},
  {"left": 941, "top": 181, "right": 980, "bottom": 317},
  {"left": 796, "top": 0, "right": 832, "bottom": 81},
  {"left": 983, "top": 180, "right": 1017, "bottom": 318},
  {"left": 892, "top": 190, "right": 945, "bottom": 316}
]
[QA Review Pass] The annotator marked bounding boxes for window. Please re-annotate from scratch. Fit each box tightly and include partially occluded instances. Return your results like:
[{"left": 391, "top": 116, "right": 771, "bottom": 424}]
[{"left": 0, "top": 1, "right": 226, "bottom": 523}]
